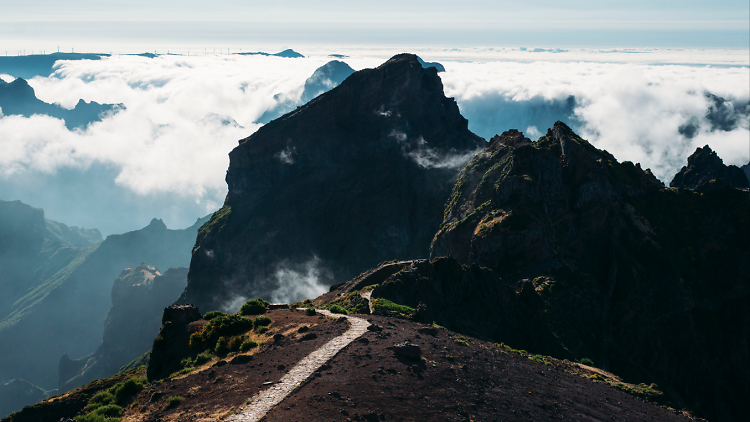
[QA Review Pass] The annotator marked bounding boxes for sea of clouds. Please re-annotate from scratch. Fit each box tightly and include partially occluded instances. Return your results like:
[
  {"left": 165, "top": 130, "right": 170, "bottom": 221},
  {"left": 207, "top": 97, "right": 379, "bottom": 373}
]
[{"left": 0, "top": 47, "right": 747, "bottom": 235}]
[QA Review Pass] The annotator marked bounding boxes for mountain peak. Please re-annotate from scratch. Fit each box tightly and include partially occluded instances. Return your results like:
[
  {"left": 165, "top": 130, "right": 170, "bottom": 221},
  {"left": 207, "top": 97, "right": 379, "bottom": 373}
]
[{"left": 670, "top": 144, "right": 749, "bottom": 190}]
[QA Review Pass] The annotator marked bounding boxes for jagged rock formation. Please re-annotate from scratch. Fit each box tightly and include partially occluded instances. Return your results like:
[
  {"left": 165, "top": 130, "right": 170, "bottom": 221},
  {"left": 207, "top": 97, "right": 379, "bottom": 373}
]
[
  {"left": 416, "top": 56, "right": 445, "bottom": 72},
  {"left": 335, "top": 123, "right": 748, "bottom": 421},
  {"left": 0, "top": 202, "right": 208, "bottom": 418},
  {"left": 181, "top": 54, "right": 484, "bottom": 312},
  {"left": 58, "top": 264, "right": 188, "bottom": 391},
  {"left": 0, "top": 78, "right": 123, "bottom": 130},
  {"left": 670, "top": 145, "right": 749, "bottom": 191},
  {"left": 147, "top": 304, "right": 203, "bottom": 381}
]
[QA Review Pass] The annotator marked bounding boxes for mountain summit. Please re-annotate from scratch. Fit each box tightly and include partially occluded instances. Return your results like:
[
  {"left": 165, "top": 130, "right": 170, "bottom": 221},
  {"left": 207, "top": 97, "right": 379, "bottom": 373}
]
[{"left": 181, "top": 54, "right": 484, "bottom": 312}]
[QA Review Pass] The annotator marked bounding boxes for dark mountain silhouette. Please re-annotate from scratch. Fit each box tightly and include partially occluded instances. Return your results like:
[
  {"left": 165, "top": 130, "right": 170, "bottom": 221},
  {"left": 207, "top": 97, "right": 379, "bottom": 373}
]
[
  {"left": 670, "top": 145, "right": 749, "bottom": 191},
  {"left": 0, "top": 199, "right": 209, "bottom": 418},
  {"left": 678, "top": 93, "right": 750, "bottom": 139},
  {"left": 321, "top": 123, "right": 747, "bottom": 421},
  {"left": 180, "top": 54, "right": 484, "bottom": 313},
  {"left": 0, "top": 53, "right": 109, "bottom": 79},
  {"left": 257, "top": 60, "right": 355, "bottom": 124},
  {"left": 235, "top": 49, "right": 304, "bottom": 58},
  {"left": 0, "top": 78, "right": 123, "bottom": 130},
  {"left": 58, "top": 264, "right": 187, "bottom": 392}
]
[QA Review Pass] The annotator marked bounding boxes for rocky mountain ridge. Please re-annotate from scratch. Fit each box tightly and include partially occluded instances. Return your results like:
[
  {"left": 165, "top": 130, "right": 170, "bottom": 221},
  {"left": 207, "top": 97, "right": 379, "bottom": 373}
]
[{"left": 181, "top": 53, "right": 484, "bottom": 313}]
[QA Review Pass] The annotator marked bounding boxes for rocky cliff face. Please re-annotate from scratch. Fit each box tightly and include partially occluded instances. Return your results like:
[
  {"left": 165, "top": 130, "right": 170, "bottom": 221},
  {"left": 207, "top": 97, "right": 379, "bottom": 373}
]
[
  {"left": 330, "top": 123, "right": 748, "bottom": 422},
  {"left": 669, "top": 145, "right": 749, "bottom": 191},
  {"left": 58, "top": 264, "right": 187, "bottom": 391},
  {"left": 182, "top": 54, "right": 484, "bottom": 312}
]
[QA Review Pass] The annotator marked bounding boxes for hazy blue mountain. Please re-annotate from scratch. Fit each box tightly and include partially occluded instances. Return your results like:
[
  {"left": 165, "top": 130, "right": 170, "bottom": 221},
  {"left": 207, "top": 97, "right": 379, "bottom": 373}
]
[
  {"left": 417, "top": 56, "right": 445, "bottom": 72},
  {"left": 0, "top": 53, "right": 109, "bottom": 79},
  {"left": 0, "top": 77, "right": 124, "bottom": 130},
  {"left": 235, "top": 49, "right": 304, "bottom": 58},
  {"left": 257, "top": 60, "right": 355, "bottom": 123},
  {"left": 58, "top": 264, "right": 187, "bottom": 392},
  {"left": 0, "top": 379, "right": 51, "bottom": 419},
  {"left": 0, "top": 199, "right": 209, "bottom": 417}
]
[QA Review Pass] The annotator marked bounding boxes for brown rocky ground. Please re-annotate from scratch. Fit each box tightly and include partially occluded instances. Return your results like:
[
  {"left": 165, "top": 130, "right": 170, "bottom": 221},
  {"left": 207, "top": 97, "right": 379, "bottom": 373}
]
[{"left": 2, "top": 310, "right": 702, "bottom": 422}]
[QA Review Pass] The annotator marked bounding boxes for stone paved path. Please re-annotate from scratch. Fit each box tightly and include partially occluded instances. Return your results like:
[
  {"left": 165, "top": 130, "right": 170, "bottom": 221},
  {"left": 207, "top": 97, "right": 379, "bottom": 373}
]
[{"left": 225, "top": 310, "right": 370, "bottom": 422}]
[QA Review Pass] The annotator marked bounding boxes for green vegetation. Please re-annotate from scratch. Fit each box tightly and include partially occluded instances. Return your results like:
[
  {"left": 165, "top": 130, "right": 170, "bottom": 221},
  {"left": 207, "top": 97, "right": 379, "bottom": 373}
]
[
  {"left": 195, "top": 205, "right": 231, "bottom": 245},
  {"left": 253, "top": 315, "right": 272, "bottom": 327},
  {"left": 305, "top": 307, "right": 317, "bottom": 316},
  {"left": 432, "top": 322, "right": 446, "bottom": 329},
  {"left": 202, "top": 310, "right": 227, "bottom": 320},
  {"left": 194, "top": 352, "right": 213, "bottom": 366},
  {"left": 580, "top": 358, "right": 594, "bottom": 367},
  {"left": 239, "top": 298, "right": 270, "bottom": 316},
  {"left": 215, "top": 336, "right": 230, "bottom": 355},
  {"left": 529, "top": 355, "right": 552, "bottom": 366},
  {"left": 328, "top": 304, "right": 349, "bottom": 315},
  {"left": 372, "top": 298, "right": 414, "bottom": 317},
  {"left": 454, "top": 336, "right": 471, "bottom": 346},
  {"left": 77, "top": 377, "right": 147, "bottom": 422},
  {"left": 496, "top": 342, "right": 527, "bottom": 355},
  {"left": 166, "top": 395, "right": 183, "bottom": 407},
  {"left": 189, "top": 313, "right": 254, "bottom": 351},
  {"left": 240, "top": 339, "right": 258, "bottom": 351}
]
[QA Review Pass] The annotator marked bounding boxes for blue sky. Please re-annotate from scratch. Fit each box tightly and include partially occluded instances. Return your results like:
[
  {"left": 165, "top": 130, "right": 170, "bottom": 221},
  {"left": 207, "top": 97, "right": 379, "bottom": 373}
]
[{"left": 1, "top": 0, "right": 748, "bottom": 49}]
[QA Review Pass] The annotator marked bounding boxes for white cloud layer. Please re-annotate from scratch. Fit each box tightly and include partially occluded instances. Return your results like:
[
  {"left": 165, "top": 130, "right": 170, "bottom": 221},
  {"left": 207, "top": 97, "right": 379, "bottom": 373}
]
[{"left": 0, "top": 49, "right": 747, "bottom": 234}]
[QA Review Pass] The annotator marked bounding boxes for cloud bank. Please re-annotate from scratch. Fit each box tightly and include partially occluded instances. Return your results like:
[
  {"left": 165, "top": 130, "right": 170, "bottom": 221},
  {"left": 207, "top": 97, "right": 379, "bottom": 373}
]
[{"left": 0, "top": 49, "right": 747, "bottom": 234}]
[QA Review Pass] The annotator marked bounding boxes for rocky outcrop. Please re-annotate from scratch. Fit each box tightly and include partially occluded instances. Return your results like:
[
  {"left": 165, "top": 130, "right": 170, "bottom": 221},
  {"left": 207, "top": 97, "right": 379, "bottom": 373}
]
[
  {"left": 57, "top": 264, "right": 188, "bottom": 391},
  {"left": 669, "top": 145, "right": 749, "bottom": 191},
  {"left": 181, "top": 54, "right": 484, "bottom": 312},
  {"left": 147, "top": 304, "right": 203, "bottom": 381},
  {"left": 327, "top": 123, "right": 749, "bottom": 422}
]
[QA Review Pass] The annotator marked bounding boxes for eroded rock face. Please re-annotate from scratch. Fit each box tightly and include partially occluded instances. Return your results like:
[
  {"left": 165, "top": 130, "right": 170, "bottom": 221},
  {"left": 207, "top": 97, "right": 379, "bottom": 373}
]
[
  {"left": 147, "top": 305, "right": 202, "bottom": 381},
  {"left": 670, "top": 145, "right": 749, "bottom": 191},
  {"left": 181, "top": 53, "right": 483, "bottom": 312},
  {"left": 367, "top": 123, "right": 748, "bottom": 421}
]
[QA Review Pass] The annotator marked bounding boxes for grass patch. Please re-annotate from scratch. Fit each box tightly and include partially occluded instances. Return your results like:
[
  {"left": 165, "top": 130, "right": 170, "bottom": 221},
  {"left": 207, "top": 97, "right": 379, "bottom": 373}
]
[
  {"left": 240, "top": 340, "right": 258, "bottom": 351},
  {"left": 496, "top": 342, "right": 526, "bottom": 354},
  {"left": 328, "top": 304, "right": 349, "bottom": 315},
  {"left": 372, "top": 298, "right": 414, "bottom": 317},
  {"left": 454, "top": 336, "right": 471, "bottom": 346},
  {"left": 529, "top": 355, "right": 552, "bottom": 366}
]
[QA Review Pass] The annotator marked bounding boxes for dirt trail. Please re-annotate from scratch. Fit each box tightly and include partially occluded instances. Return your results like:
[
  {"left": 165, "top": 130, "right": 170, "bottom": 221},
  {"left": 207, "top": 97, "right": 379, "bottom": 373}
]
[{"left": 225, "top": 310, "right": 370, "bottom": 422}]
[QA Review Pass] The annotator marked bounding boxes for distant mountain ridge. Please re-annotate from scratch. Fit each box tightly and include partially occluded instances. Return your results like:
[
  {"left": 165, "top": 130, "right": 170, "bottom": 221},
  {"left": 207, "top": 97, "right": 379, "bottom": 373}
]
[
  {"left": 0, "top": 53, "right": 109, "bottom": 79},
  {"left": 0, "top": 77, "right": 123, "bottom": 130},
  {"left": 0, "top": 199, "right": 209, "bottom": 417}
]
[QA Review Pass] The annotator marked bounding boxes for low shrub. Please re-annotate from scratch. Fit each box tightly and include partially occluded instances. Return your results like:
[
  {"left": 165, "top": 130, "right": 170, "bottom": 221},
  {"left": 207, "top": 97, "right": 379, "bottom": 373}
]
[
  {"left": 228, "top": 336, "right": 244, "bottom": 352},
  {"left": 194, "top": 352, "right": 213, "bottom": 366},
  {"left": 166, "top": 396, "right": 183, "bottom": 407},
  {"left": 305, "top": 307, "right": 317, "bottom": 316},
  {"left": 328, "top": 304, "right": 349, "bottom": 315},
  {"left": 240, "top": 339, "right": 258, "bottom": 351},
  {"left": 253, "top": 316, "right": 272, "bottom": 327},
  {"left": 215, "top": 336, "right": 230, "bottom": 355},
  {"left": 92, "top": 404, "right": 123, "bottom": 418},
  {"left": 203, "top": 311, "right": 227, "bottom": 320},
  {"left": 256, "top": 326, "right": 269, "bottom": 334},
  {"left": 189, "top": 314, "right": 254, "bottom": 351},
  {"left": 239, "top": 298, "right": 270, "bottom": 316},
  {"left": 110, "top": 377, "right": 146, "bottom": 404},
  {"left": 454, "top": 336, "right": 471, "bottom": 346},
  {"left": 580, "top": 358, "right": 594, "bottom": 367}
]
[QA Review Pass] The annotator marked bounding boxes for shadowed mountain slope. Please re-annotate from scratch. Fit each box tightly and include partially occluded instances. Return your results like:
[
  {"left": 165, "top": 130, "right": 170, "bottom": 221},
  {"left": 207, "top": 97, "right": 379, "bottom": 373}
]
[
  {"left": 322, "top": 123, "right": 747, "bottom": 421},
  {"left": 181, "top": 53, "right": 484, "bottom": 313}
]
